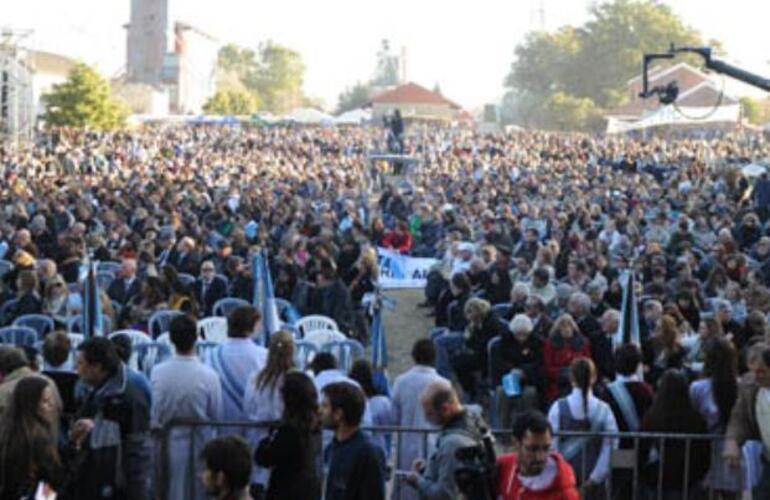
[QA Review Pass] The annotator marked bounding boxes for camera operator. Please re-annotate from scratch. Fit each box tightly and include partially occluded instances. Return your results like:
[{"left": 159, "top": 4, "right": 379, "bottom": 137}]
[
  {"left": 496, "top": 410, "right": 579, "bottom": 500},
  {"left": 405, "top": 381, "right": 492, "bottom": 500}
]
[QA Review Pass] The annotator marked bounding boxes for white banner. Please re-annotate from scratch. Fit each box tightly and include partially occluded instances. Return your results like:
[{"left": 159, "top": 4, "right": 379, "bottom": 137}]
[{"left": 376, "top": 247, "right": 439, "bottom": 289}]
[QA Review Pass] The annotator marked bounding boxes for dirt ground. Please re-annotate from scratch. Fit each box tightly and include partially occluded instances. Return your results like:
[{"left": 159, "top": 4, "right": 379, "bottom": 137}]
[{"left": 378, "top": 288, "right": 434, "bottom": 379}]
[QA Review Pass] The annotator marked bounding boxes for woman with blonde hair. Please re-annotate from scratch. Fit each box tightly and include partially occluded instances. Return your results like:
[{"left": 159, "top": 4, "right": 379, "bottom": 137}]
[
  {"left": 449, "top": 297, "right": 508, "bottom": 402},
  {"left": 244, "top": 330, "right": 296, "bottom": 494},
  {"left": 543, "top": 314, "right": 592, "bottom": 402},
  {"left": 348, "top": 246, "right": 379, "bottom": 344},
  {"left": 41, "top": 276, "right": 69, "bottom": 326}
]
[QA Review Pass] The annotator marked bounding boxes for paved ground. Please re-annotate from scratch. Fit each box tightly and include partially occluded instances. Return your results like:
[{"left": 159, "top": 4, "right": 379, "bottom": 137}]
[{"left": 379, "top": 288, "right": 433, "bottom": 378}]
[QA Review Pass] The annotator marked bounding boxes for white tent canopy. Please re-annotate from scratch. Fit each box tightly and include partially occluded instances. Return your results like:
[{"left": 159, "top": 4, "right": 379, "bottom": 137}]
[
  {"left": 287, "top": 107, "right": 334, "bottom": 125},
  {"left": 607, "top": 104, "right": 740, "bottom": 134},
  {"left": 334, "top": 108, "right": 372, "bottom": 125}
]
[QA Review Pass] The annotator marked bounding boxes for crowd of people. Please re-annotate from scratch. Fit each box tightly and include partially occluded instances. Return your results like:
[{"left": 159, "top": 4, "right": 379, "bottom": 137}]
[{"left": 0, "top": 124, "right": 769, "bottom": 499}]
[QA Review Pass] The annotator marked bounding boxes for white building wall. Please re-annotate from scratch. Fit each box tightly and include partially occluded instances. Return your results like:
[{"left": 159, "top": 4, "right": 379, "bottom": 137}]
[{"left": 175, "top": 27, "right": 218, "bottom": 113}]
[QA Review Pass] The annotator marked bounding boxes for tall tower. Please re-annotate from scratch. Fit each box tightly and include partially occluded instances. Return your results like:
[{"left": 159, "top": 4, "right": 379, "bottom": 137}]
[{"left": 125, "top": 0, "right": 170, "bottom": 84}]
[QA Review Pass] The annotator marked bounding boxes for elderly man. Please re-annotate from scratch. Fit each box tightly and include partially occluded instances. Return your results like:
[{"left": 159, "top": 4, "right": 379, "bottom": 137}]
[
  {"left": 589, "top": 309, "right": 621, "bottom": 383},
  {"left": 568, "top": 292, "right": 601, "bottom": 339},
  {"left": 107, "top": 258, "right": 142, "bottom": 306}
]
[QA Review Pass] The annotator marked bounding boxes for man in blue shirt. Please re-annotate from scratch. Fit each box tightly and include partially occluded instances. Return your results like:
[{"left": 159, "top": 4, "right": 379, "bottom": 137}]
[{"left": 321, "top": 382, "right": 386, "bottom": 500}]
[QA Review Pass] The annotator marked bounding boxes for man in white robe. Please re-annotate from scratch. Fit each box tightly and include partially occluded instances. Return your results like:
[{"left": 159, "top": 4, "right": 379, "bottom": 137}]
[
  {"left": 207, "top": 306, "right": 267, "bottom": 422},
  {"left": 151, "top": 315, "right": 223, "bottom": 500},
  {"left": 390, "top": 339, "right": 448, "bottom": 500}
]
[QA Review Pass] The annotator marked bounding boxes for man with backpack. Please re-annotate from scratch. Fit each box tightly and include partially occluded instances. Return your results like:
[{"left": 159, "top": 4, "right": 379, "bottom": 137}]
[{"left": 405, "top": 382, "right": 496, "bottom": 500}]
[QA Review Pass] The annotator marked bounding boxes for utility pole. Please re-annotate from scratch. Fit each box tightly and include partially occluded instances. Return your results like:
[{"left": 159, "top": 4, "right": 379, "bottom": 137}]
[{"left": 0, "top": 28, "right": 33, "bottom": 149}]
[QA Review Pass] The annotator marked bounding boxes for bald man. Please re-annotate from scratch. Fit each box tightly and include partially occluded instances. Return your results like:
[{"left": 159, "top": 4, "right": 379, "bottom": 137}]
[{"left": 405, "top": 382, "right": 492, "bottom": 500}]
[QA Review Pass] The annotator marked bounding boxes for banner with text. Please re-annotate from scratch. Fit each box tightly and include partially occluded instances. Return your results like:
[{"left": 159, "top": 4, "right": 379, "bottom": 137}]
[{"left": 377, "top": 247, "right": 438, "bottom": 289}]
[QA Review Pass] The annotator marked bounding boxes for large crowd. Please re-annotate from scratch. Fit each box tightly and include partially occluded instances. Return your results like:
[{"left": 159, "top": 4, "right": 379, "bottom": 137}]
[{"left": 0, "top": 124, "right": 769, "bottom": 499}]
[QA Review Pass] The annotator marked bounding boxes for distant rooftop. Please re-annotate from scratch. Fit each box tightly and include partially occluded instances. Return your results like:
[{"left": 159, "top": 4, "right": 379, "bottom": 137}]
[{"left": 370, "top": 82, "right": 461, "bottom": 109}]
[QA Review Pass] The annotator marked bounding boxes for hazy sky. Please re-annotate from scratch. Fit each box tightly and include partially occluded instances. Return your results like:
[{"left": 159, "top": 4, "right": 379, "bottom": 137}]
[{"left": 4, "top": 0, "right": 770, "bottom": 109}]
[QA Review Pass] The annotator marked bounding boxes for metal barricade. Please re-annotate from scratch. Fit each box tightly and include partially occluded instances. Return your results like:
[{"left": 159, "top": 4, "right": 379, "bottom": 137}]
[{"left": 156, "top": 420, "right": 749, "bottom": 500}]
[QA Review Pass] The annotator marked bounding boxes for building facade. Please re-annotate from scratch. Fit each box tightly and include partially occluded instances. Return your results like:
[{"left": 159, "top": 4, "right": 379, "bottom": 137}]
[{"left": 126, "top": 0, "right": 218, "bottom": 114}]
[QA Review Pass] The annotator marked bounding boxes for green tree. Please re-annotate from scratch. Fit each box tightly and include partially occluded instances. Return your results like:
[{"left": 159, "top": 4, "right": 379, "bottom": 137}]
[
  {"left": 216, "top": 41, "right": 306, "bottom": 114},
  {"left": 546, "top": 92, "right": 598, "bottom": 130},
  {"left": 502, "top": 0, "right": 708, "bottom": 130},
  {"left": 741, "top": 97, "right": 762, "bottom": 124},
  {"left": 337, "top": 82, "right": 371, "bottom": 113},
  {"left": 250, "top": 42, "right": 305, "bottom": 114},
  {"left": 42, "top": 63, "right": 127, "bottom": 130},
  {"left": 203, "top": 89, "right": 259, "bottom": 115}
]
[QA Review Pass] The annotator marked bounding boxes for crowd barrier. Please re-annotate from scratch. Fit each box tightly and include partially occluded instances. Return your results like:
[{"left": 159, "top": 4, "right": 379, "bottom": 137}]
[{"left": 155, "top": 419, "right": 757, "bottom": 500}]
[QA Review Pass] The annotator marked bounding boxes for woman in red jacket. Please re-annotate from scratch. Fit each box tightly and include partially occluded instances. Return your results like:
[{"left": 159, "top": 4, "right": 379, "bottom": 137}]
[
  {"left": 381, "top": 220, "right": 413, "bottom": 254},
  {"left": 497, "top": 410, "right": 580, "bottom": 500},
  {"left": 543, "top": 314, "right": 591, "bottom": 402}
]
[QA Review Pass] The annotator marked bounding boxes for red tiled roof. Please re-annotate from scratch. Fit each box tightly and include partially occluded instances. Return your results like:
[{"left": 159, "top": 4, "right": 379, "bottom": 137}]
[{"left": 370, "top": 82, "right": 462, "bottom": 109}]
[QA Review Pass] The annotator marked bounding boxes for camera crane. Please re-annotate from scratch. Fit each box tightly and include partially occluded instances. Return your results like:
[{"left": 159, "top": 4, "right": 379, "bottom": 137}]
[{"left": 639, "top": 44, "right": 770, "bottom": 105}]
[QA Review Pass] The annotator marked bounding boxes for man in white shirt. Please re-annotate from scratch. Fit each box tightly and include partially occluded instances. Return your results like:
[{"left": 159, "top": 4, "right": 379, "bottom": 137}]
[
  {"left": 151, "top": 314, "right": 223, "bottom": 500},
  {"left": 207, "top": 306, "right": 267, "bottom": 422},
  {"left": 390, "top": 339, "right": 449, "bottom": 500}
]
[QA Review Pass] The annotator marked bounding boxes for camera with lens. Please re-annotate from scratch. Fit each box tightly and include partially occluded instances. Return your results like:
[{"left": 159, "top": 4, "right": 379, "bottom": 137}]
[{"left": 454, "top": 444, "right": 496, "bottom": 500}]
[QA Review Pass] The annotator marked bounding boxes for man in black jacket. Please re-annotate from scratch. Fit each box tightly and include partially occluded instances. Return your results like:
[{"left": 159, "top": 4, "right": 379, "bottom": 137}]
[
  {"left": 194, "top": 260, "right": 229, "bottom": 317},
  {"left": 67, "top": 337, "right": 151, "bottom": 499},
  {"left": 309, "top": 260, "right": 354, "bottom": 334},
  {"left": 106, "top": 259, "right": 142, "bottom": 306},
  {"left": 322, "top": 382, "right": 386, "bottom": 500}
]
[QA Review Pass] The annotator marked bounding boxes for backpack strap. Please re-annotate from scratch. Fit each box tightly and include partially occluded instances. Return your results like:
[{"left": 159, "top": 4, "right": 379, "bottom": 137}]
[{"left": 559, "top": 399, "right": 608, "bottom": 462}]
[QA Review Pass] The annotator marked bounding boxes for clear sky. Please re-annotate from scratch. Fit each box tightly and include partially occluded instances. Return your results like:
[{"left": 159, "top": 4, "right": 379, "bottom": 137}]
[{"left": 4, "top": 0, "right": 769, "bottom": 110}]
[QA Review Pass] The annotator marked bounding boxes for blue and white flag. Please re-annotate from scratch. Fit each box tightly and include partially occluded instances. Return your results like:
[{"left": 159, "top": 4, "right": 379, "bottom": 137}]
[
  {"left": 252, "top": 252, "right": 264, "bottom": 309},
  {"left": 260, "top": 250, "right": 281, "bottom": 342},
  {"left": 614, "top": 270, "right": 640, "bottom": 349},
  {"left": 368, "top": 290, "right": 396, "bottom": 396},
  {"left": 81, "top": 261, "right": 104, "bottom": 338}
]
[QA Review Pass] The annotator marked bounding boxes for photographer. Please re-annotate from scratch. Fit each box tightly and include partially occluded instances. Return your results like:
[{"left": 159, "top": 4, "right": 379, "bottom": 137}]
[{"left": 405, "top": 382, "right": 493, "bottom": 500}]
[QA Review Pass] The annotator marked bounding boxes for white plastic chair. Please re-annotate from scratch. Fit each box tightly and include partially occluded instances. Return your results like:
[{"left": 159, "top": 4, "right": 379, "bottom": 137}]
[
  {"left": 197, "top": 317, "right": 228, "bottom": 343},
  {"left": 303, "top": 328, "right": 346, "bottom": 350},
  {"left": 109, "top": 329, "right": 152, "bottom": 370},
  {"left": 156, "top": 332, "right": 176, "bottom": 355},
  {"left": 322, "top": 339, "right": 365, "bottom": 373},
  {"left": 296, "top": 315, "right": 339, "bottom": 336},
  {"left": 294, "top": 340, "right": 319, "bottom": 370}
]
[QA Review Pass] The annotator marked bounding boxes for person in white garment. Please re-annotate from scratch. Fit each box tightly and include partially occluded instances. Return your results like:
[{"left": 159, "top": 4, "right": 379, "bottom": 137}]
[
  {"left": 207, "top": 305, "right": 268, "bottom": 422},
  {"left": 150, "top": 314, "right": 223, "bottom": 500},
  {"left": 243, "top": 330, "right": 295, "bottom": 495},
  {"left": 390, "top": 339, "right": 449, "bottom": 500}
]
